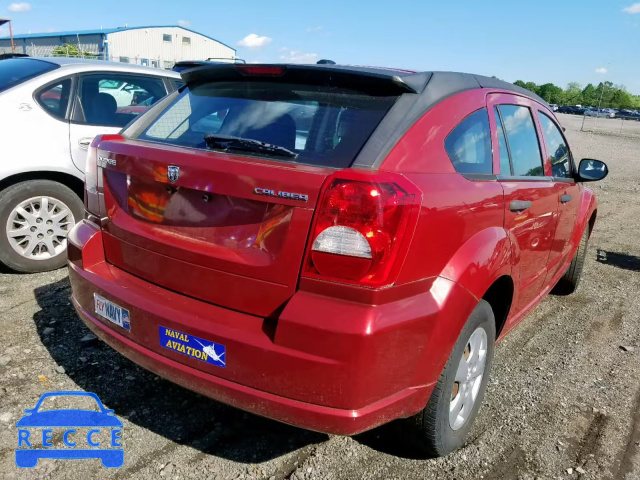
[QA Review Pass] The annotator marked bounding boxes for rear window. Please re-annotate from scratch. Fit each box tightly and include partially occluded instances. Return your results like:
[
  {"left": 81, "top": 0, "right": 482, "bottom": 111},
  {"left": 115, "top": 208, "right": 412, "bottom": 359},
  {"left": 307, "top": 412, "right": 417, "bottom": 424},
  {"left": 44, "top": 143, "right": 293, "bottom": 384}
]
[
  {"left": 0, "top": 58, "right": 59, "bottom": 93},
  {"left": 135, "top": 81, "right": 398, "bottom": 168}
]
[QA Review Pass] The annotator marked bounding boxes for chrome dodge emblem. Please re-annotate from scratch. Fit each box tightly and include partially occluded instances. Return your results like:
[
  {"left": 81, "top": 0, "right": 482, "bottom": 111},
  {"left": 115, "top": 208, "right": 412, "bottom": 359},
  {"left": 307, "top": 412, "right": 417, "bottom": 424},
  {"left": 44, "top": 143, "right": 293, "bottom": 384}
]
[{"left": 167, "top": 165, "right": 179, "bottom": 183}]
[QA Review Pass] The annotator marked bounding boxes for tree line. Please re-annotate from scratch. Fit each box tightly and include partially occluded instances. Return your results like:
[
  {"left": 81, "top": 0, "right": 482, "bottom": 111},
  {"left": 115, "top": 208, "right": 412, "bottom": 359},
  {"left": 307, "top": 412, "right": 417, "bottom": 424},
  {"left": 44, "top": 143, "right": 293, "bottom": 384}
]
[{"left": 513, "top": 80, "right": 640, "bottom": 109}]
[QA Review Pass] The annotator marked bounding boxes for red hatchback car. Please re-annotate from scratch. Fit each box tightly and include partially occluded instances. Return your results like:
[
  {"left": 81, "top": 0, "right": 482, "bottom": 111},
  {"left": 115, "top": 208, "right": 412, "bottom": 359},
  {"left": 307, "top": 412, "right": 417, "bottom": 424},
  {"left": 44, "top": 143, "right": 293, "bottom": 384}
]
[{"left": 68, "top": 64, "right": 608, "bottom": 456}]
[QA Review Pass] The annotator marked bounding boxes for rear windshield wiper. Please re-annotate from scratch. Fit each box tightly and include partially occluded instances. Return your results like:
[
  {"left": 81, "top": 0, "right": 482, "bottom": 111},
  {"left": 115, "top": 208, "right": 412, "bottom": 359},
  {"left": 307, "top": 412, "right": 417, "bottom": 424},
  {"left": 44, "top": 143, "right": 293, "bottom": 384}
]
[{"left": 204, "top": 134, "right": 297, "bottom": 159}]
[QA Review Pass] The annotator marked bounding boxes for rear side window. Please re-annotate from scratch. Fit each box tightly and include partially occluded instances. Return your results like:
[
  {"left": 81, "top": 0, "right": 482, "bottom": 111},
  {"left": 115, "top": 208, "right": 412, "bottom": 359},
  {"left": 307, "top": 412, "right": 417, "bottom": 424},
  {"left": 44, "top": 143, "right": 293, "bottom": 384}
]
[
  {"left": 136, "top": 82, "right": 398, "bottom": 168},
  {"left": 0, "top": 58, "right": 59, "bottom": 93},
  {"left": 36, "top": 79, "right": 72, "bottom": 120},
  {"left": 498, "top": 105, "right": 544, "bottom": 177},
  {"left": 444, "top": 108, "right": 492, "bottom": 174},
  {"left": 537, "top": 112, "right": 573, "bottom": 178}
]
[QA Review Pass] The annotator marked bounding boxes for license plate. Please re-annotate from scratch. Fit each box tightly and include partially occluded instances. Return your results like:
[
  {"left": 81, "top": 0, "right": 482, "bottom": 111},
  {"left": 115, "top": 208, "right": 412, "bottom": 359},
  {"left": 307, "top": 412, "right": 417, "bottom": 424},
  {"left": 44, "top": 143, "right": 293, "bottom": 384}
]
[{"left": 94, "top": 294, "right": 131, "bottom": 331}]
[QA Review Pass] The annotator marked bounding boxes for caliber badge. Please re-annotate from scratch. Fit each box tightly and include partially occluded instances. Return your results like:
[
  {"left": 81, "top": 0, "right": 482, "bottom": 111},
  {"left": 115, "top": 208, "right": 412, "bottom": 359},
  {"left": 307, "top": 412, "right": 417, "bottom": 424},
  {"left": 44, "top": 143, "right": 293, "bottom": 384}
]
[{"left": 254, "top": 188, "right": 308, "bottom": 202}]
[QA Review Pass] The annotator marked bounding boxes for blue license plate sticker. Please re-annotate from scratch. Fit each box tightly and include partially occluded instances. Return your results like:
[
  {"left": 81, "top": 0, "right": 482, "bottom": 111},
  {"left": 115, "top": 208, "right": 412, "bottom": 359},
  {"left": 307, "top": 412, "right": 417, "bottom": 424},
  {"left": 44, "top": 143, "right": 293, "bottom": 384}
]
[
  {"left": 159, "top": 326, "right": 226, "bottom": 368},
  {"left": 94, "top": 294, "right": 131, "bottom": 331}
]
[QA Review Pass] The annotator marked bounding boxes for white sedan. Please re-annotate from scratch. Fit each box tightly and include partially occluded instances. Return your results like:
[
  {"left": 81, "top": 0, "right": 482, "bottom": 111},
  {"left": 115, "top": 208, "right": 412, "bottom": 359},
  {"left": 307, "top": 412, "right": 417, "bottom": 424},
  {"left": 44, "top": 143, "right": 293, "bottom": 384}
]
[{"left": 0, "top": 57, "right": 181, "bottom": 272}]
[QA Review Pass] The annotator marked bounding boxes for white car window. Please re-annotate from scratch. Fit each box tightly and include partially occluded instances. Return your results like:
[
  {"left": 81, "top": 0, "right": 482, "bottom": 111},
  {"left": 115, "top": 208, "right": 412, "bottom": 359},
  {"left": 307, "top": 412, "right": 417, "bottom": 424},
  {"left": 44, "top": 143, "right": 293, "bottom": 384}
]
[
  {"left": 79, "top": 73, "right": 167, "bottom": 127},
  {"left": 36, "top": 79, "right": 72, "bottom": 120}
]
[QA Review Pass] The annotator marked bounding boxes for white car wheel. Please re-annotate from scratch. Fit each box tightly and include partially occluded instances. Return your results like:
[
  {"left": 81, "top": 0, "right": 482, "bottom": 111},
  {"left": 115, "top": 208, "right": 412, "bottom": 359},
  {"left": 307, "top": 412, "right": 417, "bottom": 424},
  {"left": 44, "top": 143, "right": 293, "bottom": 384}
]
[{"left": 0, "top": 180, "right": 83, "bottom": 273}]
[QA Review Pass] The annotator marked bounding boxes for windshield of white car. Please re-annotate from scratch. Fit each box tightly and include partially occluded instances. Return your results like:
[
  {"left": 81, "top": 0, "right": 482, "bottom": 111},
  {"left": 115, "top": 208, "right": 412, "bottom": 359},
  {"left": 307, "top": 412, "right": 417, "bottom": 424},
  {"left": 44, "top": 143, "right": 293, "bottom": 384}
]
[{"left": 0, "top": 58, "right": 59, "bottom": 93}]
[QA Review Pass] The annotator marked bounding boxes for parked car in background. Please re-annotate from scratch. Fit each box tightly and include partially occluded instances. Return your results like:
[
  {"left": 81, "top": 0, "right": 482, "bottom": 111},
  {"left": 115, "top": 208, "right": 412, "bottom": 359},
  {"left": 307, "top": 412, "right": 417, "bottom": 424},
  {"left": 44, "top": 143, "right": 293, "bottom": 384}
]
[
  {"left": 549, "top": 103, "right": 558, "bottom": 111},
  {"left": 0, "top": 57, "right": 180, "bottom": 273},
  {"left": 618, "top": 109, "right": 640, "bottom": 120},
  {"left": 98, "top": 79, "right": 154, "bottom": 108},
  {"left": 68, "top": 63, "right": 607, "bottom": 457},
  {"left": 556, "top": 105, "right": 575, "bottom": 114},
  {"left": 584, "top": 108, "right": 615, "bottom": 118}
]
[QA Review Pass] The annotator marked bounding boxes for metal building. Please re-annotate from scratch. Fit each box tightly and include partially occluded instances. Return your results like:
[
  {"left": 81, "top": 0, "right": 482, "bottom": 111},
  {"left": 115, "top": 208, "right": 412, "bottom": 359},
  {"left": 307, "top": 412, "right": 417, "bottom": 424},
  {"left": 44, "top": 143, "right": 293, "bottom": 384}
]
[{"left": 0, "top": 25, "right": 236, "bottom": 68}]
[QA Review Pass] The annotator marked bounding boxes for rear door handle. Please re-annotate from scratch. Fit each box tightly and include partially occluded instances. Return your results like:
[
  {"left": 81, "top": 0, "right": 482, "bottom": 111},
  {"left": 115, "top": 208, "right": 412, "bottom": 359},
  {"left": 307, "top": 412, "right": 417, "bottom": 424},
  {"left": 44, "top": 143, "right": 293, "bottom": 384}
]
[
  {"left": 560, "top": 194, "right": 572, "bottom": 204},
  {"left": 78, "top": 137, "right": 93, "bottom": 150},
  {"left": 510, "top": 200, "right": 532, "bottom": 212}
]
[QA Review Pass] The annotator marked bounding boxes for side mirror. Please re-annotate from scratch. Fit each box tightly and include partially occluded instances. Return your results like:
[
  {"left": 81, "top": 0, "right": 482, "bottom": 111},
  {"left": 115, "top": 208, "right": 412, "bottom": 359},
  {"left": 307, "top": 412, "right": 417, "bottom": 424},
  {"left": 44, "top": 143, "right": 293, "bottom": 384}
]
[{"left": 577, "top": 159, "right": 608, "bottom": 182}]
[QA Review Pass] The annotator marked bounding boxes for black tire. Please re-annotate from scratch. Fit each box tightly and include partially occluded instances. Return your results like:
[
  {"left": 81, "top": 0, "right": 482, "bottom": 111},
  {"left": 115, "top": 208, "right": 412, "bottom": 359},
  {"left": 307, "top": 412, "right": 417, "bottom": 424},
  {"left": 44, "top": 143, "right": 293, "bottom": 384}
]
[
  {"left": 0, "top": 180, "right": 83, "bottom": 273},
  {"left": 409, "top": 300, "right": 496, "bottom": 457},
  {"left": 552, "top": 226, "right": 589, "bottom": 295}
]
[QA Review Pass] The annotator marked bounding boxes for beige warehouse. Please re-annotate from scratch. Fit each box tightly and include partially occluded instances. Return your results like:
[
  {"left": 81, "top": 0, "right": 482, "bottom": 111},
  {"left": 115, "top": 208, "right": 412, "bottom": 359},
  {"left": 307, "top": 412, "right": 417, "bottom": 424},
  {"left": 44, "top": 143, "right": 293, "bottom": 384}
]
[{"left": 0, "top": 25, "right": 236, "bottom": 69}]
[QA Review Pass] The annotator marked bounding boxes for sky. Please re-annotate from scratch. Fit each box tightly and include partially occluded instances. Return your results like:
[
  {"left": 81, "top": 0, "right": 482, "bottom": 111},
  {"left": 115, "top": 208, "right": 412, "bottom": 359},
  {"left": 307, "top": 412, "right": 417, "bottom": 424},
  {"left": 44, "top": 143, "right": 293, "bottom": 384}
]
[{"left": 1, "top": 0, "right": 640, "bottom": 94}]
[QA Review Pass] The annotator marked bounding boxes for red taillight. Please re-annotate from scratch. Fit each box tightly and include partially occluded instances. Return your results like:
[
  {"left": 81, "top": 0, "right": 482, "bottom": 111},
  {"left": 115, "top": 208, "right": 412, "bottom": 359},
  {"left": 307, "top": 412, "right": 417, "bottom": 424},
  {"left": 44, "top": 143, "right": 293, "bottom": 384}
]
[
  {"left": 236, "top": 65, "right": 286, "bottom": 76},
  {"left": 84, "top": 134, "right": 123, "bottom": 219},
  {"left": 303, "top": 171, "right": 421, "bottom": 287}
]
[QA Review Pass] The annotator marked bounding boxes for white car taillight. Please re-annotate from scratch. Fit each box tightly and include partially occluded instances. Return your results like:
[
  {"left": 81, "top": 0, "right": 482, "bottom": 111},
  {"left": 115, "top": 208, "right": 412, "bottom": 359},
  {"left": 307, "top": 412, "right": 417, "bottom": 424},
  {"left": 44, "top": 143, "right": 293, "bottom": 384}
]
[
  {"left": 84, "top": 134, "right": 123, "bottom": 219},
  {"left": 84, "top": 137, "right": 101, "bottom": 217}
]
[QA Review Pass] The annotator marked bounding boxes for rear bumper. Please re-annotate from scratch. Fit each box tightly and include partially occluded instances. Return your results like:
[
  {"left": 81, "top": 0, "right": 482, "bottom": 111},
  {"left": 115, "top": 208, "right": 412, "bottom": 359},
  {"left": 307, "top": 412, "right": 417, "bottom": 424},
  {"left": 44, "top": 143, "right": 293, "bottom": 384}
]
[
  {"left": 72, "top": 297, "right": 424, "bottom": 435},
  {"left": 68, "top": 220, "right": 477, "bottom": 435}
]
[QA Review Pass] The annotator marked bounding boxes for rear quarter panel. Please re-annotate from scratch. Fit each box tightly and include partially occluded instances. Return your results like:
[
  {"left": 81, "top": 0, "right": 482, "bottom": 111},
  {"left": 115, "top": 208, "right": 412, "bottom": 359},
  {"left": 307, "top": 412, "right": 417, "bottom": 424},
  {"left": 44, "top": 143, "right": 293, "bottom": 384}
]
[
  {"left": 380, "top": 89, "right": 511, "bottom": 298},
  {"left": 395, "top": 173, "right": 508, "bottom": 297},
  {"left": 371, "top": 88, "right": 516, "bottom": 388},
  {"left": 0, "top": 81, "right": 81, "bottom": 182}
]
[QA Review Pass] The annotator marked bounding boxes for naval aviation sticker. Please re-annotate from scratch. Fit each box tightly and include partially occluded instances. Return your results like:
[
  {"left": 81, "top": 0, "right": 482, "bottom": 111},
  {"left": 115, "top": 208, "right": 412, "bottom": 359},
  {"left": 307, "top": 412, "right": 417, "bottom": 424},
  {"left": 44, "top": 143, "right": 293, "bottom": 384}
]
[{"left": 159, "top": 326, "right": 226, "bottom": 368}]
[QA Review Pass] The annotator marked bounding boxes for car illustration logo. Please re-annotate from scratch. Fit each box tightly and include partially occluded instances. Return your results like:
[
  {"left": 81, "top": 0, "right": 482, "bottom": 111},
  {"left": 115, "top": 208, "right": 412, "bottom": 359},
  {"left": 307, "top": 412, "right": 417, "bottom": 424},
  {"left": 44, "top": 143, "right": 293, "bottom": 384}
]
[
  {"left": 15, "top": 391, "right": 123, "bottom": 468},
  {"left": 167, "top": 165, "right": 179, "bottom": 183}
]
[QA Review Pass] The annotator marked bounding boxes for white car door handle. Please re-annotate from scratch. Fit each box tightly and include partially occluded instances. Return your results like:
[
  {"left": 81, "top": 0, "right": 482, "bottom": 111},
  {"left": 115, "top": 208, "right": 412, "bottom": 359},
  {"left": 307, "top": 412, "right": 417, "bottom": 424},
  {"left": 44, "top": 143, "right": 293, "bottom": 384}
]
[{"left": 78, "top": 137, "right": 93, "bottom": 150}]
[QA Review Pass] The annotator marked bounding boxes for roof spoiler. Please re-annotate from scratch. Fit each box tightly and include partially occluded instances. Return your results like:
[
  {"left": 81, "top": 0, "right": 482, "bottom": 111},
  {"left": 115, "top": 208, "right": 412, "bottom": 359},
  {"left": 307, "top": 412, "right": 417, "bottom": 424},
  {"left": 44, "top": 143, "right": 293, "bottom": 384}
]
[{"left": 180, "top": 64, "right": 431, "bottom": 95}]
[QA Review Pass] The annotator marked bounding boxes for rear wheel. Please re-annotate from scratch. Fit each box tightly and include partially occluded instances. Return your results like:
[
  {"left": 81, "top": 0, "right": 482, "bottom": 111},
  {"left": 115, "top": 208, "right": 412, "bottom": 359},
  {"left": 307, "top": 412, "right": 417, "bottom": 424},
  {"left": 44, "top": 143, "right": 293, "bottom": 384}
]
[
  {"left": 553, "top": 226, "right": 589, "bottom": 295},
  {"left": 0, "top": 180, "right": 83, "bottom": 273},
  {"left": 409, "top": 300, "right": 495, "bottom": 457}
]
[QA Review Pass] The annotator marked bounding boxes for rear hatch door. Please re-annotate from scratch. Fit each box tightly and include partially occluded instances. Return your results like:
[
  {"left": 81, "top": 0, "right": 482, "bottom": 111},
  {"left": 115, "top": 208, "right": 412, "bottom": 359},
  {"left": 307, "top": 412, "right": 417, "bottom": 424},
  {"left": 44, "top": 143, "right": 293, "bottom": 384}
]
[
  {"left": 97, "top": 64, "right": 415, "bottom": 317},
  {"left": 100, "top": 140, "right": 329, "bottom": 317}
]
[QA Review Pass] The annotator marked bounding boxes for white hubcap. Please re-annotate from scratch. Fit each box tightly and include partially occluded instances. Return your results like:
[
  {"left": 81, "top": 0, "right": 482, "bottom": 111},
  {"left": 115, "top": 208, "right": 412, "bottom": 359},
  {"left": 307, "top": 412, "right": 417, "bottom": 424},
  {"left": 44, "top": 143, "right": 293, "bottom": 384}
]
[
  {"left": 449, "top": 327, "right": 488, "bottom": 430},
  {"left": 6, "top": 196, "right": 75, "bottom": 261}
]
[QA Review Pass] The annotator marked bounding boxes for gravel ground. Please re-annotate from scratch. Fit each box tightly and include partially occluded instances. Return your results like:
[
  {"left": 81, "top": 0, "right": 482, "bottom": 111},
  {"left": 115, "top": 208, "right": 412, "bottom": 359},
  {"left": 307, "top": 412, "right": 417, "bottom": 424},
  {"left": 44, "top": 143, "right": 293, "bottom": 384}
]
[{"left": 1, "top": 113, "right": 639, "bottom": 479}]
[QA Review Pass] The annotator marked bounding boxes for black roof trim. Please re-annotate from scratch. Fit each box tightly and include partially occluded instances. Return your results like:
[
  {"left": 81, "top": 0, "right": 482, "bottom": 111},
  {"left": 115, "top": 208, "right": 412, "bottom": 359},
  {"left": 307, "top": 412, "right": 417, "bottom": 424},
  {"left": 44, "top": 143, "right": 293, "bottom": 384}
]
[
  {"left": 176, "top": 64, "right": 550, "bottom": 170},
  {"left": 472, "top": 73, "right": 548, "bottom": 106},
  {"left": 354, "top": 72, "right": 481, "bottom": 169},
  {"left": 180, "top": 63, "right": 431, "bottom": 95},
  {"left": 353, "top": 71, "right": 550, "bottom": 169}
]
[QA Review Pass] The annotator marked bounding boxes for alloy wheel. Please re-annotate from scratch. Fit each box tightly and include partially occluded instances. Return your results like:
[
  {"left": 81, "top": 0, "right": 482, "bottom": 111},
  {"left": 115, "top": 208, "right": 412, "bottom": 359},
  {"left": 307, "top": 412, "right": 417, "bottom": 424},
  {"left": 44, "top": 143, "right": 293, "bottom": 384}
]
[{"left": 449, "top": 327, "right": 488, "bottom": 430}]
